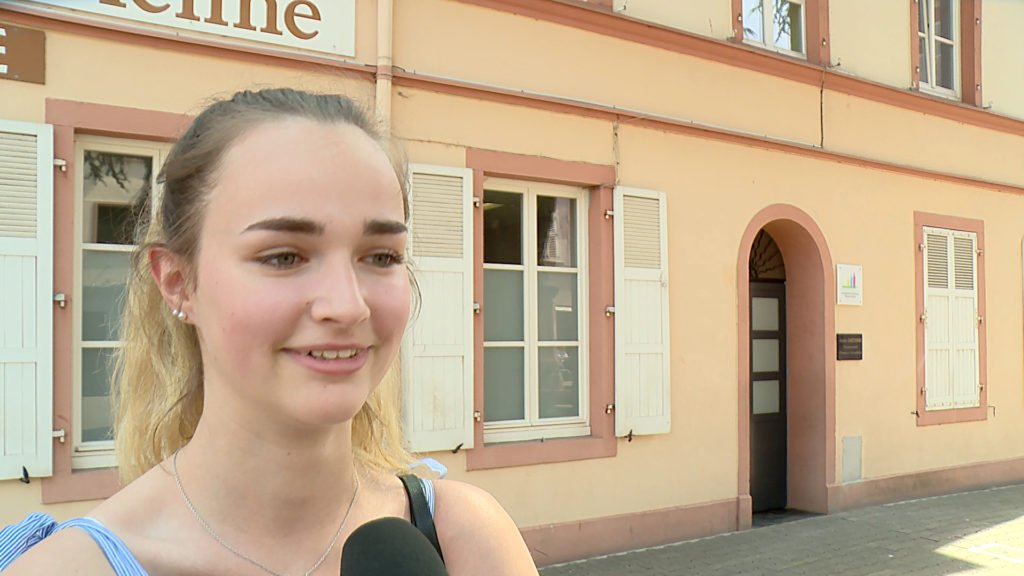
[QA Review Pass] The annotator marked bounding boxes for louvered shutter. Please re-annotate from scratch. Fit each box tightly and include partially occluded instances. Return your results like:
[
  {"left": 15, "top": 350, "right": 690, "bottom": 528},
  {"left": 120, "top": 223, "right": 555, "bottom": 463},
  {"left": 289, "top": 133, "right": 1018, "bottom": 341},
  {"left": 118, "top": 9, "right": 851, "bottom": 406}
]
[
  {"left": 923, "top": 227, "right": 979, "bottom": 410},
  {"left": 613, "top": 187, "right": 670, "bottom": 436},
  {"left": 0, "top": 120, "right": 53, "bottom": 479},
  {"left": 401, "top": 165, "right": 474, "bottom": 452},
  {"left": 951, "top": 233, "right": 980, "bottom": 408}
]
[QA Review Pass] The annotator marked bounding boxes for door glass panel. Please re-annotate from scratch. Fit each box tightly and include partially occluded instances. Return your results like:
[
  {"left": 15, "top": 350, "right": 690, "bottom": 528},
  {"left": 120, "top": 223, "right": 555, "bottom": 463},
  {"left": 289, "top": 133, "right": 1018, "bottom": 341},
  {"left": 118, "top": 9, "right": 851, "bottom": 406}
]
[
  {"left": 81, "top": 347, "right": 115, "bottom": 442},
  {"left": 538, "top": 272, "right": 578, "bottom": 342},
  {"left": 483, "top": 190, "right": 522, "bottom": 265},
  {"left": 82, "top": 151, "right": 150, "bottom": 245},
  {"left": 752, "top": 379, "right": 781, "bottom": 414},
  {"left": 483, "top": 269, "right": 524, "bottom": 342},
  {"left": 753, "top": 339, "right": 780, "bottom": 372},
  {"left": 751, "top": 297, "right": 779, "bottom": 332},
  {"left": 538, "top": 347, "right": 579, "bottom": 419},
  {"left": 82, "top": 250, "right": 131, "bottom": 342},
  {"left": 536, "top": 196, "right": 576, "bottom": 267},
  {"left": 743, "top": 0, "right": 764, "bottom": 43},
  {"left": 484, "top": 347, "right": 525, "bottom": 422}
]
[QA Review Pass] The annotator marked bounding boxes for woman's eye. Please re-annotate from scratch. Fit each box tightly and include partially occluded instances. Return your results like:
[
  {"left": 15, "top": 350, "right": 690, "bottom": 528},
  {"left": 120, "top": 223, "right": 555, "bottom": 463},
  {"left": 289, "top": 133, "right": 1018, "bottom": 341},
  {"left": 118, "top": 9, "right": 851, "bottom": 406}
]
[
  {"left": 259, "top": 252, "right": 304, "bottom": 269},
  {"left": 367, "top": 251, "right": 405, "bottom": 268}
]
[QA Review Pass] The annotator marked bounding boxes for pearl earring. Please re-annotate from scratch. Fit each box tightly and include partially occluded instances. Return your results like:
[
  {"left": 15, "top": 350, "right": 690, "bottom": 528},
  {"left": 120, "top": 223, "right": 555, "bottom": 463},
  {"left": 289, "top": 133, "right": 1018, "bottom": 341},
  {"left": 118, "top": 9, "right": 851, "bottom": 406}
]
[{"left": 173, "top": 308, "right": 187, "bottom": 321}]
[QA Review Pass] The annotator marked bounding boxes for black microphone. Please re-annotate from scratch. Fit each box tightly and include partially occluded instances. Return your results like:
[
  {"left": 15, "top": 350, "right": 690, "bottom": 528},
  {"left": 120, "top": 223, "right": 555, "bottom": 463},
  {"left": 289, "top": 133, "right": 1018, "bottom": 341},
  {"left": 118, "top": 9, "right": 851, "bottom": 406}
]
[{"left": 341, "top": 517, "right": 449, "bottom": 575}]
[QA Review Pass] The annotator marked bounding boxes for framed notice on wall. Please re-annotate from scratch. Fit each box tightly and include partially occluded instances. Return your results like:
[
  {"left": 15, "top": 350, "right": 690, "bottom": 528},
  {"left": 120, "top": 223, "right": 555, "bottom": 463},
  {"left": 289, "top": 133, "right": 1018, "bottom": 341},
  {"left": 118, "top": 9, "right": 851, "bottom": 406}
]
[{"left": 837, "top": 264, "right": 862, "bottom": 306}]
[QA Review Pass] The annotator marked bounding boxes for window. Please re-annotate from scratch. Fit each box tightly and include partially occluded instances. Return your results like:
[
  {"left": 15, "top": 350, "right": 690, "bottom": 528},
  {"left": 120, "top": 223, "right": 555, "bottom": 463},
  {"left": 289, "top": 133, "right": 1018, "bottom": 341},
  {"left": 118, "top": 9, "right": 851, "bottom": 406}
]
[
  {"left": 912, "top": 0, "right": 982, "bottom": 105},
  {"left": 742, "top": 0, "right": 806, "bottom": 56},
  {"left": 917, "top": 0, "right": 958, "bottom": 96},
  {"left": 915, "top": 213, "right": 987, "bottom": 426},
  {"left": 73, "top": 136, "right": 169, "bottom": 469},
  {"left": 482, "top": 179, "right": 589, "bottom": 443}
]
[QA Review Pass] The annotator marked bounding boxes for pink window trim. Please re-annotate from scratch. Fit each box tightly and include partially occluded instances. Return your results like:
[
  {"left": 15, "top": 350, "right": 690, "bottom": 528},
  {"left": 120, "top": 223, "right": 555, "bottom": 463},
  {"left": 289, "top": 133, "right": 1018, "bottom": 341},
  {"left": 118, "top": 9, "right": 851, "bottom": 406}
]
[
  {"left": 465, "top": 148, "right": 617, "bottom": 471},
  {"left": 41, "top": 99, "right": 190, "bottom": 504},
  {"left": 913, "top": 211, "right": 988, "bottom": 427}
]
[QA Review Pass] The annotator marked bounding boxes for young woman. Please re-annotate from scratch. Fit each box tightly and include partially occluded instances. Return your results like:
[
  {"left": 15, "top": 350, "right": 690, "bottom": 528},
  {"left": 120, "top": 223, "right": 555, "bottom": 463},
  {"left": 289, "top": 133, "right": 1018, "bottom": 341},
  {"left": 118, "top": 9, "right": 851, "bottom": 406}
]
[{"left": 1, "top": 89, "right": 539, "bottom": 575}]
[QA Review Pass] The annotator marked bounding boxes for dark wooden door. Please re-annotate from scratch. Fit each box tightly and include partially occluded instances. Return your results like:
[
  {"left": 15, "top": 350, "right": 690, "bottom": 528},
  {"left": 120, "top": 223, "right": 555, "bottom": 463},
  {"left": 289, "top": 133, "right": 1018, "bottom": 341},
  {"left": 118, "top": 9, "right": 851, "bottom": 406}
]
[{"left": 750, "top": 281, "right": 787, "bottom": 513}]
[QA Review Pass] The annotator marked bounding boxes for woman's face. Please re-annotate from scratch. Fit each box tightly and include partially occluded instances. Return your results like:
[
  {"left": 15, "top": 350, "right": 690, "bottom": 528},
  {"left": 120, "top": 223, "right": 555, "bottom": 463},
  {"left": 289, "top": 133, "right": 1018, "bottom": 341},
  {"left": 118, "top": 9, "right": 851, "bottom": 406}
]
[{"left": 183, "top": 118, "right": 409, "bottom": 429}]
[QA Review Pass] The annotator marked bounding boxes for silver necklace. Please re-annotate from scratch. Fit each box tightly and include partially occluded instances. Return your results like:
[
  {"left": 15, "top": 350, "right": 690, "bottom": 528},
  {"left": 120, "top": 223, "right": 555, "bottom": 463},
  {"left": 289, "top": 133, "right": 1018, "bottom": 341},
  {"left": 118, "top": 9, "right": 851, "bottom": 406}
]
[{"left": 172, "top": 448, "right": 360, "bottom": 576}]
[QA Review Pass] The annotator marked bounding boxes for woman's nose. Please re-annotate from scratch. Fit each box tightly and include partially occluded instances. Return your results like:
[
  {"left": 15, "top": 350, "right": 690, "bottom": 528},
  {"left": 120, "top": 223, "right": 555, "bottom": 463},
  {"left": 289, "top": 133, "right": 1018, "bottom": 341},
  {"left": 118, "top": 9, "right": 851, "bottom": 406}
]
[{"left": 308, "top": 260, "right": 370, "bottom": 326}]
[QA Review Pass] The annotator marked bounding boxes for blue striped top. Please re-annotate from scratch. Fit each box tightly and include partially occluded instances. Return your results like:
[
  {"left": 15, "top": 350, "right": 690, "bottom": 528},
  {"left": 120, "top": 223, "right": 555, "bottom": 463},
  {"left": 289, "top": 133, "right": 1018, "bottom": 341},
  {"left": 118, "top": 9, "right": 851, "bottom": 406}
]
[
  {"left": 0, "top": 512, "right": 147, "bottom": 575},
  {"left": 0, "top": 477, "right": 437, "bottom": 574}
]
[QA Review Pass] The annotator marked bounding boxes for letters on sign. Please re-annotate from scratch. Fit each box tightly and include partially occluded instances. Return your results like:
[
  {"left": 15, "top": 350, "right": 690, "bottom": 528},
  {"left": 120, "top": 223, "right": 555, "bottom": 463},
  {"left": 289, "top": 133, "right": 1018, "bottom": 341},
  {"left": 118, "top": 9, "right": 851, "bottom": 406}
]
[{"left": 25, "top": 0, "right": 354, "bottom": 56}]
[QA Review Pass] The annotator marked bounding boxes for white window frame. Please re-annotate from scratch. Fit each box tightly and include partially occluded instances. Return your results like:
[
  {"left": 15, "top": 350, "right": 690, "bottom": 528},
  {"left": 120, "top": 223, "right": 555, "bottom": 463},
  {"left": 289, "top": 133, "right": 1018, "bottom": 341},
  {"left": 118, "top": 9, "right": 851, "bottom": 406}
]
[
  {"left": 72, "top": 135, "right": 169, "bottom": 470},
  {"left": 743, "top": 0, "right": 806, "bottom": 59},
  {"left": 482, "top": 178, "right": 590, "bottom": 444},
  {"left": 918, "top": 0, "right": 960, "bottom": 98}
]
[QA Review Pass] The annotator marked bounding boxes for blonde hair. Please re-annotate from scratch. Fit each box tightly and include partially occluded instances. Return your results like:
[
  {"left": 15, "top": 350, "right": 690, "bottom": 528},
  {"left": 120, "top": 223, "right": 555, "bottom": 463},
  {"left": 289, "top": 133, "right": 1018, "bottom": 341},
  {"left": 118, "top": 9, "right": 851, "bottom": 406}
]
[{"left": 113, "top": 89, "right": 414, "bottom": 483}]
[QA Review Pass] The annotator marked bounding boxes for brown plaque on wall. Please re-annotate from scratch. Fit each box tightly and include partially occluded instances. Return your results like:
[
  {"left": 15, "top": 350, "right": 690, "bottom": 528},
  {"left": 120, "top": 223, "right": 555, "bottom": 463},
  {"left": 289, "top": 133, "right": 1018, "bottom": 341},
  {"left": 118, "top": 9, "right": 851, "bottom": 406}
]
[
  {"left": 0, "top": 23, "right": 46, "bottom": 85},
  {"left": 837, "top": 333, "right": 863, "bottom": 361}
]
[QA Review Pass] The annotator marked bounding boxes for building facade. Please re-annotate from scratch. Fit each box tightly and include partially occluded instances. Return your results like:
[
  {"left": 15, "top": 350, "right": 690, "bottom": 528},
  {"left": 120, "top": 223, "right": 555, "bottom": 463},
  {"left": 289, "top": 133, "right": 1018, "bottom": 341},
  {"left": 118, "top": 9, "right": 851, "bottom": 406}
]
[{"left": 2, "top": 0, "right": 1024, "bottom": 565}]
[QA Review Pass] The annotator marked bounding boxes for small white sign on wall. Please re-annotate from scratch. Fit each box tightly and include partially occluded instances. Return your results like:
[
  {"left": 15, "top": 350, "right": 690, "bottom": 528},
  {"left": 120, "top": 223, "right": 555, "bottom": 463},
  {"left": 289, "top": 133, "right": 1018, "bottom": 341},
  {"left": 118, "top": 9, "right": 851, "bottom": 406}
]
[{"left": 837, "top": 264, "right": 863, "bottom": 306}]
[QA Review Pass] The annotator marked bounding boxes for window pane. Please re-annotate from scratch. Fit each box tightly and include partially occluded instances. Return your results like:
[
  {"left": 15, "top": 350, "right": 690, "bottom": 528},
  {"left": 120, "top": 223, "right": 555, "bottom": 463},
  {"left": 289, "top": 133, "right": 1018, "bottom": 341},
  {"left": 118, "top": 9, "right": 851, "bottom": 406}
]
[
  {"left": 751, "top": 297, "right": 779, "bottom": 331},
  {"left": 484, "top": 347, "right": 525, "bottom": 422},
  {"left": 934, "top": 0, "right": 954, "bottom": 40},
  {"left": 484, "top": 269, "right": 524, "bottom": 342},
  {"left": 538, "top": 272, "right": 578, "bottom": 342},
  {"left": 483, "top": 190, "right": 522, "bottom": 265},
  {"left": 81, "top": 347, "right": 115, "bottom": 443},
  {"left": 743, "top": 0, "right": 764, "bottom": 43},
  {"left": 536, "top": 196, "right": 576, "bottom": 267},
  {"left": 935, "top": 40, "right": 955, "bottom": 90},
  {"left": 918, "top": 0, "right": 927, "bottom": 32},
  {"left": 83, "top": 151, "right": 150, "bottom": 245},
  {"left": 752, "top": 339, "right": 780, "bottom": 373},
  {"left": 752, "top": 379, "right": 781, "bottom": 415},
  {"left": 82, "top": 250, "right": 130, "bottom": 342},
  {"left": 773, "top": 0, "right": 803, "bottom": 53},
  {"left": 919, "top": 36, "right": 930, "bottom": 84},
  {"left": 539, "top": 347, "right": 579, "bottom": 419}
]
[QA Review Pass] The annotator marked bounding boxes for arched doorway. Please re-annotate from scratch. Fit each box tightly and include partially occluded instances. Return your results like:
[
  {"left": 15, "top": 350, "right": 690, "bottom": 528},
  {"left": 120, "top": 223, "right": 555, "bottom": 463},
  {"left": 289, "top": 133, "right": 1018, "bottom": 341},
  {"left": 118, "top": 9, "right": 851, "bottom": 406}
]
[{"left": 736, "top": 205, "right": 836, "bottom": 529}]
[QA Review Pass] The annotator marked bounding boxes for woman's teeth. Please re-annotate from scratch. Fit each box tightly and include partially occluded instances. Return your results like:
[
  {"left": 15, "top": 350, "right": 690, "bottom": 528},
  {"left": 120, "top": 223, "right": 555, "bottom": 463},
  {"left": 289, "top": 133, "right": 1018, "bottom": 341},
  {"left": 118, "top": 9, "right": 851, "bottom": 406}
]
[{"left": 308, "top": 349, "right": 359, "bottom": 360}]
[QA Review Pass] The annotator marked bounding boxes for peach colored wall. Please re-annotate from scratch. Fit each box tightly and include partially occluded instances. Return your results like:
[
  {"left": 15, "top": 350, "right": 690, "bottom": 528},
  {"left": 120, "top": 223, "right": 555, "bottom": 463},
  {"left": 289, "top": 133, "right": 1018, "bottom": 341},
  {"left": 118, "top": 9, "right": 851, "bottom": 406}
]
[
  {"left": 393, "top": 0, "right": 822, "bottom": 147},
  {"left": 0, "top": 28, "right": 375, "bottom": 125},
  {"left": 0, "top": 481, "right": 95, "bottom": 523},
  {"left": 982, "top": 1, "right": 1024, "bottom": 119},
  {"left": 827, "top": 0, "right": 910, "bottom": 89},
  {"left": 823, "top": 91, "right": 1024, "bottom": 188},
  {"left": 612, "top": 0, "right": 732, "bottom": 39}
]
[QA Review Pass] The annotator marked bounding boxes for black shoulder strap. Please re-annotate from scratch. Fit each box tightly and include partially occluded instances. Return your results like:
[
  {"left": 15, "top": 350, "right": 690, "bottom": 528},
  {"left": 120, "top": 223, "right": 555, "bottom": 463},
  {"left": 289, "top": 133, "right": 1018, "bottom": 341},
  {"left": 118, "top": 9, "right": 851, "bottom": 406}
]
[{"left": 398, "top": 474, "right": 445, "bottom": 563}]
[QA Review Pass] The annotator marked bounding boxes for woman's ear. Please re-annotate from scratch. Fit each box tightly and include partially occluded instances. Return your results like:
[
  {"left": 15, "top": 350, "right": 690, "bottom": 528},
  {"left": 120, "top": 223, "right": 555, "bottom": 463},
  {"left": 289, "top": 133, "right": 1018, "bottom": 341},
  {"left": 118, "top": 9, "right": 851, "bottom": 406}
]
[{"left": 149, "top": 246, "right": 193, "bottom": 321}]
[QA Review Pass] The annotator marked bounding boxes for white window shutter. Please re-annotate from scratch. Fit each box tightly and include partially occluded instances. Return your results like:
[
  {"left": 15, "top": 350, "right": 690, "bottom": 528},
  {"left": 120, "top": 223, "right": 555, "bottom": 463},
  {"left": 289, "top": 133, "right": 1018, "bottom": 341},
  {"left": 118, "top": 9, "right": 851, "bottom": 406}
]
[
  {"left": 613, "top": 187, "right": 670, "bottom": 436},
  {"left": 924, "top": 227, "right": 980, "bottom": 411},
  {"left": 951, "top": 233, "right": 980, "bottom": 408},
  {"left": 924, "top": 229, "right": 953, "bottom": 410},
  {"left": 401, "top": 165, "right": 475, "bottom": 452},
  {"left": 0, "top": 121, "right": 54, "bottom": 480}
]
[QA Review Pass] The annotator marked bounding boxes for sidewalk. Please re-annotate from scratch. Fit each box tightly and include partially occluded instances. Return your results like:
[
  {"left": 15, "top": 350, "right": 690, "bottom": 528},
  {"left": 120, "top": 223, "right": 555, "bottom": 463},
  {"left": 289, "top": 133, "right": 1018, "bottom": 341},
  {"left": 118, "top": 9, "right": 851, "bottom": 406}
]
[{"left": 540, "top": 484, "right": 1024, "bottom": 575}]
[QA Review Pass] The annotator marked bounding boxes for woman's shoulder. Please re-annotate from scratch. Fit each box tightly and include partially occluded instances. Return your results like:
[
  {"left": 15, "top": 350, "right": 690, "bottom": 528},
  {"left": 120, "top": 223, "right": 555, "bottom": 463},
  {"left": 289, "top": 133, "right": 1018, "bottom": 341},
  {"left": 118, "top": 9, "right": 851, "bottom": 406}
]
[
  {"left": 1, "top": 514, "right": 117, "bottom": 575},
  {"left": 430, "top": 479, "right": 539, "bottom": 575}
]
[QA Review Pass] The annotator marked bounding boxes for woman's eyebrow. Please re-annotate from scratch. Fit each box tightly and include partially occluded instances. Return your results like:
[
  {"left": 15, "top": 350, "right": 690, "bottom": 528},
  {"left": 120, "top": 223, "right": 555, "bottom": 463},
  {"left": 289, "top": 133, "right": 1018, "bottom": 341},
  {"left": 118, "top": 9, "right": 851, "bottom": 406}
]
[
  {"left": 242, "top": 217, "right": 325, "bottom": 235},
  {"left": 364, "top": 219, "right": 408, "bottom": 236}
]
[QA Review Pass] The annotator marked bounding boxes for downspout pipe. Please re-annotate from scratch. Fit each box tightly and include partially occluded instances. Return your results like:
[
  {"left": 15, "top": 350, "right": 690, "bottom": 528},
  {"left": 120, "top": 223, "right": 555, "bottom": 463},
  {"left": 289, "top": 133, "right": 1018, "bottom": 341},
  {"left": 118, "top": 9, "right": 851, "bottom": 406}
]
[{"left": 375, "top": 0, "right": 394, "bottom": 132}]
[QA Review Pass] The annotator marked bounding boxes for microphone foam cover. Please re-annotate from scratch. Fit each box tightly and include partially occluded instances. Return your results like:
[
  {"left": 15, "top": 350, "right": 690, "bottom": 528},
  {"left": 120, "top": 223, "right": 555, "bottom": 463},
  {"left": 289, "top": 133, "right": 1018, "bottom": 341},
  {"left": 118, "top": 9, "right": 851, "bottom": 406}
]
[{"left": 341, "top": 516, "right": 448, "bottom": 575}]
